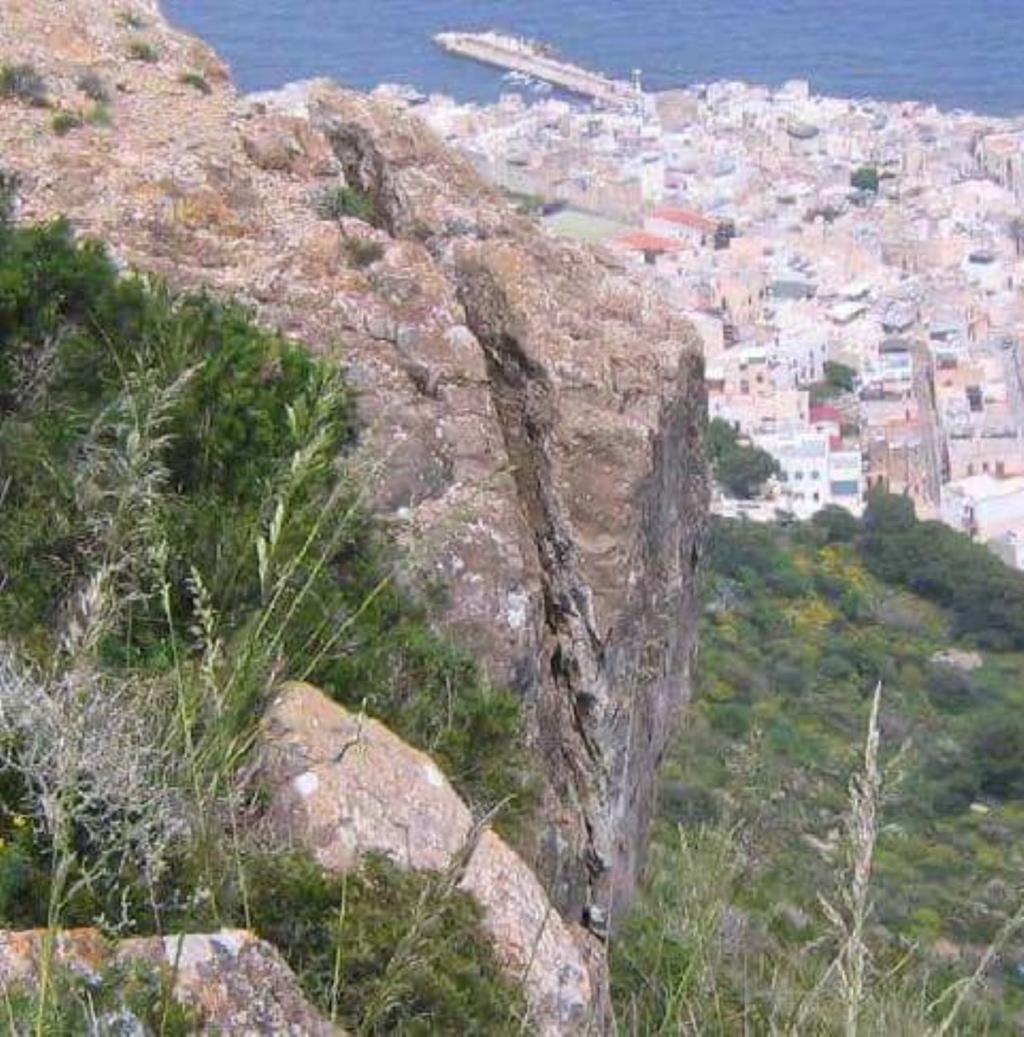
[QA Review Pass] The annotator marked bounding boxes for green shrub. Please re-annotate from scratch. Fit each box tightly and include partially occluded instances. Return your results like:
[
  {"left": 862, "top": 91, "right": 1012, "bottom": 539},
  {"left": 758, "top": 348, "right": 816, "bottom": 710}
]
[
  {"left": 344, "top": 236, "right": 385, "bottom": 268},
  {"left": 860, "top": 489, "right": 1024, "bottom": 648},
  {"left": 86, "top": 102, "right": 112, "bottom": 127},
  {"left": 707, "top": 417, "right": 779, "bottom": 499},
  {"left": 117, "top": 10, "right": 146, "bottom": 29},
  {"left": 127, "top": 40, "right": 159, "bottom": 63},
  {"left": 851, "top": 165, "right": 880, "bottom": 193},
  {"left": 0, "top": 169, "right": 16, "bottom": 228},
  {"left": 0, "top": 63, "right": 48, "bottom": 107},
  {"left": 314, "top": 185, "right": 378, "bottom": 226},
  {"left": 811, "top": 503, "right": 860, "bottom": 543},
  {"left": 234, "top": 851, "right": 523, "bottom": 1033},
  {"left": 706, "top": 517, "right": 811, "bottom": 597},
  {"left": 810, "top": 360, "right": 857, "bottom": 403},
  {"left": 824, "top": 359, "right": 856, "bottom": 392},
  {"left": 179, "top": 71, "right": 212, "bottom": 95},
  {"left": 76, "top": 69, "right": 111, "bottom": 103},
  {"left": 50, "top": 111, "right": 82, "bottom": 136},
  {"left": 970, "top": 714, "right": 1024, "bottom": 801},
  {"left": 925, "top": 663, "right": 987, "bottom": 713},
  {"left": 707, "top": 701, "right": 752, "bottom": 738}
]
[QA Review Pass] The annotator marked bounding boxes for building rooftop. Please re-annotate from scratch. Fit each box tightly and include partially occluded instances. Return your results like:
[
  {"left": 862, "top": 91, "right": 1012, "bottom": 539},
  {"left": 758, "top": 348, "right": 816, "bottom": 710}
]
[
  {"left": 652, "top": 205, "right": 718, "bottom": 233},
  {"left": 810, "top": 405, "right": 844, "bottom": 424},
  {"left": 945, "top": 473, "right": 1024, "bottom": 500},
  {"left": 612, "top": 231, "right": 682, "bottom": 255}
]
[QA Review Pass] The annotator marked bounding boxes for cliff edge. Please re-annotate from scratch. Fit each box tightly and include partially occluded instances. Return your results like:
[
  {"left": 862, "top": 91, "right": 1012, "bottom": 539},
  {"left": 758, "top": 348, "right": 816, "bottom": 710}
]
[{"left": 0, "top": 0, "right": 707, "bottom": 1023}]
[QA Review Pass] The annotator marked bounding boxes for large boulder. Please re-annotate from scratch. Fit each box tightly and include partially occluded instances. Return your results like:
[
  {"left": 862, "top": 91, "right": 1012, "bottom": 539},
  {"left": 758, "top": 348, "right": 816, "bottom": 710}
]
[
  {"left": 241, "top": 114, "right": 338, "bottom": 177},
  {"left": 0, "top": 928, "right": 340, "bottom": 1034},
  {"left": 260, "top": 680, "right": 594, "bottom": 1035}
]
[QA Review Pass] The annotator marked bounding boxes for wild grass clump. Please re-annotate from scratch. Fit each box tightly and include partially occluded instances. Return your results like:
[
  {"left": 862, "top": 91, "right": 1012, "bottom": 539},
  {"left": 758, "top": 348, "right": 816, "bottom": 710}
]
[
  {"left": 344, "top": 236, "right": 385, "bottom": 268},
  {"left": 314, "top": 184, "right": 379, "bottom": 226},
  {"left": 179, "top": 72, "right": 212, "bottom": 95},
  {"left": 0, "top": 651, "right": 187, "bottom": 932},
  {"left": 0, "top": 64, "right": 48, "bottom": 107},
  {"left": 50, "top": 111, "right": 82, "bottom": 136},
  {"left": 127, "top": 40, "right": 159, "bottom": 63},
  {"left": 76, "top": 70, "right": 111, "bottom": 104},
  {"left": 86, "top": 103, "right": 112, "bottom": 127},
  {"left": 117, "top": 10, "right": 147, "bottom": 30},
  {"left": 229, "top": 850, "right": 523, "bottom": 1032},
  {"left": 612, "top": 682, "right": 1023, "bottom": 1034}
]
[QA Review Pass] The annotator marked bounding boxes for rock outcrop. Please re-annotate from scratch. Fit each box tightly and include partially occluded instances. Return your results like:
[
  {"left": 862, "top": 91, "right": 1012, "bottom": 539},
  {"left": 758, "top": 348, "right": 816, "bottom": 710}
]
[
  {"left": 1, "top": 0, "right": 708, "bottom": 1025},
  {"left": 0, "top": 928, "right": 340, "bottom": 1034},
  {"left": 260, "top": 681, "right": 593, "bottom": 1035}
]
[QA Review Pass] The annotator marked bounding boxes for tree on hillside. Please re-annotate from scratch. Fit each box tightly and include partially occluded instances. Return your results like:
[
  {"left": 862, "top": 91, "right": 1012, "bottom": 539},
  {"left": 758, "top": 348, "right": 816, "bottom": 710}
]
[
  {"left": 824, "top": 360, "right": 856, "bottom": 393},
  {"left": 708, "top": 418, "right": 780, "bottom": 499},
  {"left": 812, "top": 504, "right": 860, "bottom": 543},
  {"left": 850, "top": 165, "right": 880, "bottom": 193},
  {"left": 811, "top": 360, "right": 858, "bottom": 403},
  {"left": 862, "top": 488, "right": 916, "bottom": 534},
  {"left": 860, "top": 490, "right": 1024, "bottom": 648}
]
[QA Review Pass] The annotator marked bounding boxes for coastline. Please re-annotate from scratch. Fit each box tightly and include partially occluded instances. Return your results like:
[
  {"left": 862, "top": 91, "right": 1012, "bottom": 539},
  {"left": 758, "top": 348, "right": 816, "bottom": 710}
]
[{"left": 159, "top": 0, "right": 1024, "bottom": 120}]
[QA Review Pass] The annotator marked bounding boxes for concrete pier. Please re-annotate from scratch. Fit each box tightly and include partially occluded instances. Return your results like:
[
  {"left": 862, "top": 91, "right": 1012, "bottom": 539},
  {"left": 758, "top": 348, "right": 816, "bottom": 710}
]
[{"left": 435, "top": 31, "right": 635, "bottom": 108}]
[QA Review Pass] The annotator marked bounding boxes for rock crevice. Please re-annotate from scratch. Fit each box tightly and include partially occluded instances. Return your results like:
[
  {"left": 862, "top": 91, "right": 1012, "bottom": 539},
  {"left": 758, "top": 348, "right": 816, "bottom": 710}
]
[
  {"left": 456, "top": 257, "right": 615, "bottom": 923},
  {"left": 0, "top": 5, "right": 709, "bottom": 1026}
]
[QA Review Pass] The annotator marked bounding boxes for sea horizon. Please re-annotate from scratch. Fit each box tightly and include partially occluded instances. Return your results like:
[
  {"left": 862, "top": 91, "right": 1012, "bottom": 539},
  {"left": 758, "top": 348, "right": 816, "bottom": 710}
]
[{"left": 162, "top": 0, "right": 1024, "bottom": 119}]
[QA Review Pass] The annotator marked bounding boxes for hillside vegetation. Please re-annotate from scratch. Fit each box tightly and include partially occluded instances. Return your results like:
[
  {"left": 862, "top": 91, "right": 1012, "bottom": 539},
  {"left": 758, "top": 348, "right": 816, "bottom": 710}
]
[
  {"left": 0, "top": 194, "right": 530, "bottom": 1030},
  {"left": 614, "top": 505, "right": 1024, "bottom": 1033},
  {"left": 6, "top": 181, "right": 1024, "bottom": 1032}
]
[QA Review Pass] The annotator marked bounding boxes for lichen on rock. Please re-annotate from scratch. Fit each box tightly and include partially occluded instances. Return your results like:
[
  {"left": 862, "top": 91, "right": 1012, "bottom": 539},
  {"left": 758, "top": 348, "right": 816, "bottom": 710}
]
[{"left": 0, "top": 928, "right": 342, "bottom": 1034}]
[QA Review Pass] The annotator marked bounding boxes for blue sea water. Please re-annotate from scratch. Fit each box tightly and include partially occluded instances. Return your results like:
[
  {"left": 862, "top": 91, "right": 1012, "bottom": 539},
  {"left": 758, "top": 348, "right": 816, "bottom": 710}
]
[{"left": 162, "top": 0, "right": 1024, "bottom": 117}]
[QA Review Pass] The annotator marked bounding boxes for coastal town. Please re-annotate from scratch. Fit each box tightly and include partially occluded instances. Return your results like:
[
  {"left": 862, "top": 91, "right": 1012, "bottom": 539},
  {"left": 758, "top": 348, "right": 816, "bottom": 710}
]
[{"left": 376, "top": 34, "right": 1024, "bottom": 570}]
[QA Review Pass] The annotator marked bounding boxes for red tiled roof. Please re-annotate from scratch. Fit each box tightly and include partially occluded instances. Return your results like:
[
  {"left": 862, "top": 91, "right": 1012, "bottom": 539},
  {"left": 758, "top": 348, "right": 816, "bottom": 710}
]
[
  {"left": 652, "top": 206, "right": 717, "bottom": 233},
  {"left": 810, "top": 405, "right": 844, "bottom": 424},
  {"left": 613, "top": 231, "right": 682, "bottom": 255}
]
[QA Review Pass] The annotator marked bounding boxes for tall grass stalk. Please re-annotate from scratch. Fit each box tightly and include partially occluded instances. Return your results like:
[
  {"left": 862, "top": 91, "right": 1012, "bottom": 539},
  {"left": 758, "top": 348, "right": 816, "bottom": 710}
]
[
  {"left": 817, "top": 681, "right": 883, "bottom": 1037},
  {"left": 931, "top": 898, "right": 1024, "bottom": 1036}
]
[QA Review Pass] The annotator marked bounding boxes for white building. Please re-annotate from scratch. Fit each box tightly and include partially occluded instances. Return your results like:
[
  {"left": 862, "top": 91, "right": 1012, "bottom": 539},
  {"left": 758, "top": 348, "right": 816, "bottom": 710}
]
[
  {"left": 878, "top": 337, "right": 914, "bottom": 384},
  {"left": 989, "top": 528, "right": 1024, "bottom": 571},
  {"left": 754, "top": 428, "right": 864, "bottom": 519},
  {"left": 939, "top": 473, "right": 1024, "bottom": 540}
]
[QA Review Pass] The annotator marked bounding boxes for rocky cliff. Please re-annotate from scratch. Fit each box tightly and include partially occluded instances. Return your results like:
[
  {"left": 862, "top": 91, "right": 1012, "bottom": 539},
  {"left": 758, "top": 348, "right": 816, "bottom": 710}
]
[{"left": 1, "top": 0, "right": 707, "bottom": 1024}]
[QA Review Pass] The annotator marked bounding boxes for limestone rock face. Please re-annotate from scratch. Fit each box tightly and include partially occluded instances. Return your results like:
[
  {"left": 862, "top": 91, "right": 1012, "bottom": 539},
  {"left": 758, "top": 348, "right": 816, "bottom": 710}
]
[
  {"left": 1, "top": 0, "right": 708, "bottom": 1017},
  {"left": 260, "top": 681, "right": 594, "bottom": 1035},
  {"left": 0, "top": 928, "right": 340, "bottom": 1034},
  {"left": 241, "top": 114, "right": 339, "bottom": 176}
]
